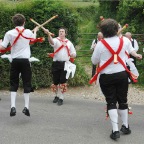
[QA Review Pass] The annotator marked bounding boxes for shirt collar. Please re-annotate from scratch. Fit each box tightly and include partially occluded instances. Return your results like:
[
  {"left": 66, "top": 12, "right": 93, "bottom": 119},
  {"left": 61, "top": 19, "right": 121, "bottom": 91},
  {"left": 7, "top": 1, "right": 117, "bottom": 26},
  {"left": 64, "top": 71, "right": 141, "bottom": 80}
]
[{"left": 15, "top": 26, "right": 24, "bottom": 29}]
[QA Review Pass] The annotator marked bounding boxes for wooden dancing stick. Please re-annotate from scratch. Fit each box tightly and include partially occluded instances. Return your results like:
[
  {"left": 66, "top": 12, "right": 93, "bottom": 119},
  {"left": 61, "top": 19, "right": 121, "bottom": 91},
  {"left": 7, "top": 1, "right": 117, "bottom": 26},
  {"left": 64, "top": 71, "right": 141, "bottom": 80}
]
[
  {"left": 30, "top": 18, "right": 55, "bottom": 36},
  {"left": 97, "top": 16, "right": 105, "bottom": 29},
  {"left": 117, "top": 24, "right": 128, "bottom": 35},
  {"left": 39, "top": 15, "right": 58, "bottom": 28}
]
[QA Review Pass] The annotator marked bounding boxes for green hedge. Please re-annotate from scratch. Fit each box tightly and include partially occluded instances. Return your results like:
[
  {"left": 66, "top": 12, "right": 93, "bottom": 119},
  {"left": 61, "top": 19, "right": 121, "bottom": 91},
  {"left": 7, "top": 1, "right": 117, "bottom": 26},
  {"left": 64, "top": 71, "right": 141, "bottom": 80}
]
[
  {"left": 97, "top": 0, "right": 144, "bottom": 34},
  {"left": 117, "top": 0, "right": 144, "bottom": 34},
  {"left": 0, "top": 0, "right": 89, "bottom": 89}
]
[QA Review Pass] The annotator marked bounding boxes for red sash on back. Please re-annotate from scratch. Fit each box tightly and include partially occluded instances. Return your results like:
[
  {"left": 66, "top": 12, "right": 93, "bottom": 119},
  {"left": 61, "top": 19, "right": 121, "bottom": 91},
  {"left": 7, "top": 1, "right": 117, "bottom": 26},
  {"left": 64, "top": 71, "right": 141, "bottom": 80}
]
[
  {"left": 125, "top": 51, "right": 130, "bottom": 58},
  {"left": 0, "top": 28, "right": 44, "bottom": 53},
  {"left": 89, "top": 37, "right": 137, "bottom": 84}
]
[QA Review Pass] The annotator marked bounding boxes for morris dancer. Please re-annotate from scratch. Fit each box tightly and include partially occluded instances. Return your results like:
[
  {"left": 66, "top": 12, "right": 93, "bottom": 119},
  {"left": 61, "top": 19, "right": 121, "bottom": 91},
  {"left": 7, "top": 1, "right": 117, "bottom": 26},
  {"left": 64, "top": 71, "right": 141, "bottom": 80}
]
[
  {"left": 125, "top": 32, "right": 139, "bottom": 66},
  {"left": 90, "top": 18, "right": 142, "bottom": 140},
  {"left": 90, "top": 32, "right": 103, "bottom": 77},
  {"left": 118, "top": 24, "right": 139, "bottom": 83},
  {"left": 0, "top": 14, "right": 39, "bottom": 117},
  {"left": 43, "top": 27, "right": 76, "bottom": 106}
]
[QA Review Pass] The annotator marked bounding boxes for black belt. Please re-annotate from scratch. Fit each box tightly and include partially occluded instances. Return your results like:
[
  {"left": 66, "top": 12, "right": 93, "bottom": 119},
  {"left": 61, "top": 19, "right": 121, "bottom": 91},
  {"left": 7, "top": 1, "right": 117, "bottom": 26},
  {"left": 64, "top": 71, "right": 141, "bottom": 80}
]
[
  {"left": 12, "top": 58, "right": 29, "bottom": 61},
  {"left": 53, "top": 61, "right": 65, "bottom": 63}
]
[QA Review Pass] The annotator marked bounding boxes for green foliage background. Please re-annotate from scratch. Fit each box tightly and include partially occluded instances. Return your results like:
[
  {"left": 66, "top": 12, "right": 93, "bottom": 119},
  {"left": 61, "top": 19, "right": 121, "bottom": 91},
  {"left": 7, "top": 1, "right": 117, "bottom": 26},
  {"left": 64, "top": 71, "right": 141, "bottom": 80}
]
[{"left": 98, "top": 0, "right": 144, "bottom": 34}]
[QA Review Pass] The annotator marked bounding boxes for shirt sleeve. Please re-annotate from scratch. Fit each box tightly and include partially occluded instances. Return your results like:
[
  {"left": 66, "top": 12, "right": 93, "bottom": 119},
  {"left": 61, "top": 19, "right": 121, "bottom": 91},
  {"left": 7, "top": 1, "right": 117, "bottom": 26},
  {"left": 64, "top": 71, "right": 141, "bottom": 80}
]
[
  {"left": 24, "top": 29, "right": 35, "bottom": 39},
  {"left": 134, "top": 39, "right": 139, "bottom": 52},
  {"left": 91, "top": 42, "right": 101, "bottom": 65},
  {"left": 31, "top": 32, "right": 36, "bottom": 39},
  {"left": 1, "top": 32, "right": 10, "bottom": 48},
  {"left": 124, "top": 37, "right": 135, "bottom": 54},
  {"left": 90, "top": 39, "right": 95, "bottom": 50},
  {"left": 50, "top": 38, "right": 57, "bottom": 47}
]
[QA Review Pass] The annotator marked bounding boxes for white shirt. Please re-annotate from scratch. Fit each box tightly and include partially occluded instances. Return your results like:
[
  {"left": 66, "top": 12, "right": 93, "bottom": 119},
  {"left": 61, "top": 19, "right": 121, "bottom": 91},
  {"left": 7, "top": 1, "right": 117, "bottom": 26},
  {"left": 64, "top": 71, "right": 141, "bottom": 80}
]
[
  {"left": 91, "top": 36, "right": 135, "bottom": 74},
  {"left": 1, "top": 26, "right": 35, "bottom": 59},
  {"left": 51, "top": 37, "right": 76, "bottom": 61},
  {"left": 90, "top": 39, "right": 96, "bottom": 50},
  {"left": 90, "top": 39, "right": 100, "bottom": 50},
  {"left": 130, "top": 38, "right": 139, "bottom": 52}
]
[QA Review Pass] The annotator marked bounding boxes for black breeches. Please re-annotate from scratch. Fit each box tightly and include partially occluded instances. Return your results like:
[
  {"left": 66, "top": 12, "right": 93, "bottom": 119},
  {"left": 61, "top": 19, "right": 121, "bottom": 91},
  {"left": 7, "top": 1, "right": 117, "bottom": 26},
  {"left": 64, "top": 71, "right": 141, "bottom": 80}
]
[
  {"left": 99, "top": 71, "right": 128, "bottom": 110},
  {"left": 10, "top": 59, "right": 32, "bottom": 93},
  {"left": 92, "top": 64, "right": 96, "bottom": 77},
  {"left": 52, "top": 61, "right": 67, "bottom": 85}
]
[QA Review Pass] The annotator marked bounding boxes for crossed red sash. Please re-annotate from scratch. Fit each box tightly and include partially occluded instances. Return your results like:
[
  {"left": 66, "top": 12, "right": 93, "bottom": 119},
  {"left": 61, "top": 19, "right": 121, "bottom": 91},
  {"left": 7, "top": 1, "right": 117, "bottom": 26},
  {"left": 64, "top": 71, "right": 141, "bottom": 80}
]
[
  {"left": 48, "top": 37, "right": 75, "bottom": 63},
  {"left": 0, "top": 28, "right": 44, "bottom": 53},
  {"left": 89, "top": 37, "right": 137, "bottom": 84}
]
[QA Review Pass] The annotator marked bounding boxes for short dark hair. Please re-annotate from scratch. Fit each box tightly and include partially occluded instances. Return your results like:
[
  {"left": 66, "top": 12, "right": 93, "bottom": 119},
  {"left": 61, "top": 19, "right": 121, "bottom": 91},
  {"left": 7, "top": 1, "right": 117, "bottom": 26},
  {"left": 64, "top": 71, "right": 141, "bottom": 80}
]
[
  {"left": 12, "top": 14, "right": 26, "bottom": 26},
  {"left": 99, "top": 18, "right": 118, "bottom": 38},
  {"left": 59, "top": 27, "right": 68, "bottom": 35}
]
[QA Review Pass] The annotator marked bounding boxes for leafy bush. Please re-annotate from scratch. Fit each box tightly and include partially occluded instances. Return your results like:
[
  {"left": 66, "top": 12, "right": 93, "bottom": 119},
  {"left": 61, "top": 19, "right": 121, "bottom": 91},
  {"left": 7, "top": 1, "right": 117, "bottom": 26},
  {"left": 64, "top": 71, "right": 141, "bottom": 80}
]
[
  {"left": 117, "top": 0, "right": 144, "bottom": 34},
  {"left": 97, "top": 0, "right": 120, "bottom": 21}
]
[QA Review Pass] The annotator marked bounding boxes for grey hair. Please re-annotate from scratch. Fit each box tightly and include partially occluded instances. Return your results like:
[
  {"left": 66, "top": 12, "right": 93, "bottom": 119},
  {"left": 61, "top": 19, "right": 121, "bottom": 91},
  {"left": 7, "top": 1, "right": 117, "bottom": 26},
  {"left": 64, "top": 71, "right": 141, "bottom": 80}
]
[{"left": 125, "top": 32, "right": 132, "bottom": 36}]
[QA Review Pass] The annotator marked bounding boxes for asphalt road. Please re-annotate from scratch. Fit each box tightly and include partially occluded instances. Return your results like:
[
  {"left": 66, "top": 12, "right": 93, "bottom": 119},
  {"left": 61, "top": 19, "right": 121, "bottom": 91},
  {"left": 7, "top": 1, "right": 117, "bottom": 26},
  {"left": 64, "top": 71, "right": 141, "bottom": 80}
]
[{"left": 0, "top": 92, "right": 144, "bottom": 144}]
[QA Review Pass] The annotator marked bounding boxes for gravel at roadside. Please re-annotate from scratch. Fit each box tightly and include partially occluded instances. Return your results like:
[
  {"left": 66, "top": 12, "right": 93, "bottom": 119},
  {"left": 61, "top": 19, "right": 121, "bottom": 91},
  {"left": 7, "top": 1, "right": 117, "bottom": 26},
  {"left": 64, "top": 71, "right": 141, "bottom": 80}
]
[
  {"left": 66, "top": 84, "right": 144, "bottom": 105},
  {"left": 1, "top": 84, "right": 144, "bottom": 105}
]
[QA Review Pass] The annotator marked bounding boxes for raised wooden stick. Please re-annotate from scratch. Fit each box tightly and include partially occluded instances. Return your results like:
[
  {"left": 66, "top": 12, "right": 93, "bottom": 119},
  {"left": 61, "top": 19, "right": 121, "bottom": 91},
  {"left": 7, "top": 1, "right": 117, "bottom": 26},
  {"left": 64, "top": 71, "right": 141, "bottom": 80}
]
[
  {"left": 117, "top": 24, "right": 128, "bottom": 35},
  {"left": 30, "top": 18, "right": 55, "bottom": 36},
  {"left": 40, "top": 15, "right": 58, "bottom": 28}
]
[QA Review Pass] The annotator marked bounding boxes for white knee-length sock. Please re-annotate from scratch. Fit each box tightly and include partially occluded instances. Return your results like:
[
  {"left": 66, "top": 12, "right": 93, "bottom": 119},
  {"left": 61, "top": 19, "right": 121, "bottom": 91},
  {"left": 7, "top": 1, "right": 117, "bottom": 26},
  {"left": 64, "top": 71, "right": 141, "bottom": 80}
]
[
  {"left": 11, "top": 92, "right": 17, "bottom": 108},
  {"left": 118, "top": 109, "right": 128, "bottom": 128},
  {"left": 56, "top": 86, "right": 59, "bottom": 98},
  {"left": 24, "top": 93, "right": 30, "bottom": 109},
  {"left": 108, "top": 109, "right": 119, "bottom": 132},
  {"left": 59, "top": 90, "right": 64, "bottom": 100}
]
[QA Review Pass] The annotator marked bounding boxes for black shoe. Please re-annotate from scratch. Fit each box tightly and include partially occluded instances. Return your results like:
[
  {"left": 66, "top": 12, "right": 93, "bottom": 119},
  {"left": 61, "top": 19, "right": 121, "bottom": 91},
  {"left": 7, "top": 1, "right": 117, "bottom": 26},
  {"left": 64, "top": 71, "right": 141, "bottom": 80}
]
[
  {"left": 57, "top": 99, "right": 63, "bottom": 106},
  {"left": 53, "top": 96, "right": 59, "bottom": 103},
  {"left": 10, "top": 107, "right": 16, "bottom": 117},
  {"left": 110, "top": 131, "right": 120, "bottom": 140},
  {"left": 22, "top": 107, "right": 30, "bottom": 117},
  {"left": 30, "top": 87, "right": 34, "bottom": 92},
  {"left": 120, "top": 125, "right": 131, "bottom": 134}
]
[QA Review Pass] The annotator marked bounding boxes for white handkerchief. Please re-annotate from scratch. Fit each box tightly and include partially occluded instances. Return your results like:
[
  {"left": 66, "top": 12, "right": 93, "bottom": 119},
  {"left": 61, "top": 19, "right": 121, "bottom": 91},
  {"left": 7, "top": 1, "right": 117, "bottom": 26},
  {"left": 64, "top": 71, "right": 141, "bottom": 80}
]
[
  {"left": 1, "top": 54, "right": 12, "bottom": 62},
  {"left": 29, "top": 57, "right": 40, "bottom": 62},
  {"left": 64, "top": 61, "right": 76, "bottom": 79},
  {"left": 126, "top": 58, "right": 139, "bottom": 77}
]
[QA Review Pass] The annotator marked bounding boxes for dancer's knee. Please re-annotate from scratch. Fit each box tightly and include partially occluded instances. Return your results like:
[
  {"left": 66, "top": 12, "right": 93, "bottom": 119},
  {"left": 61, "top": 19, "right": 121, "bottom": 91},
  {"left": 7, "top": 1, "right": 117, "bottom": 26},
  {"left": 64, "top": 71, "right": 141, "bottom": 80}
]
[
  {"left": 50, "top": 84, "right": 58, "bottom": 93},
  {"left": 118, "top": 103, "right": 128, "bottom": 110},
  {"left": 107, "top": 103, "right": 117, "bottom": 110},
  {"left": 59, "top": 83, "right": 67, "bottom": 93}
]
